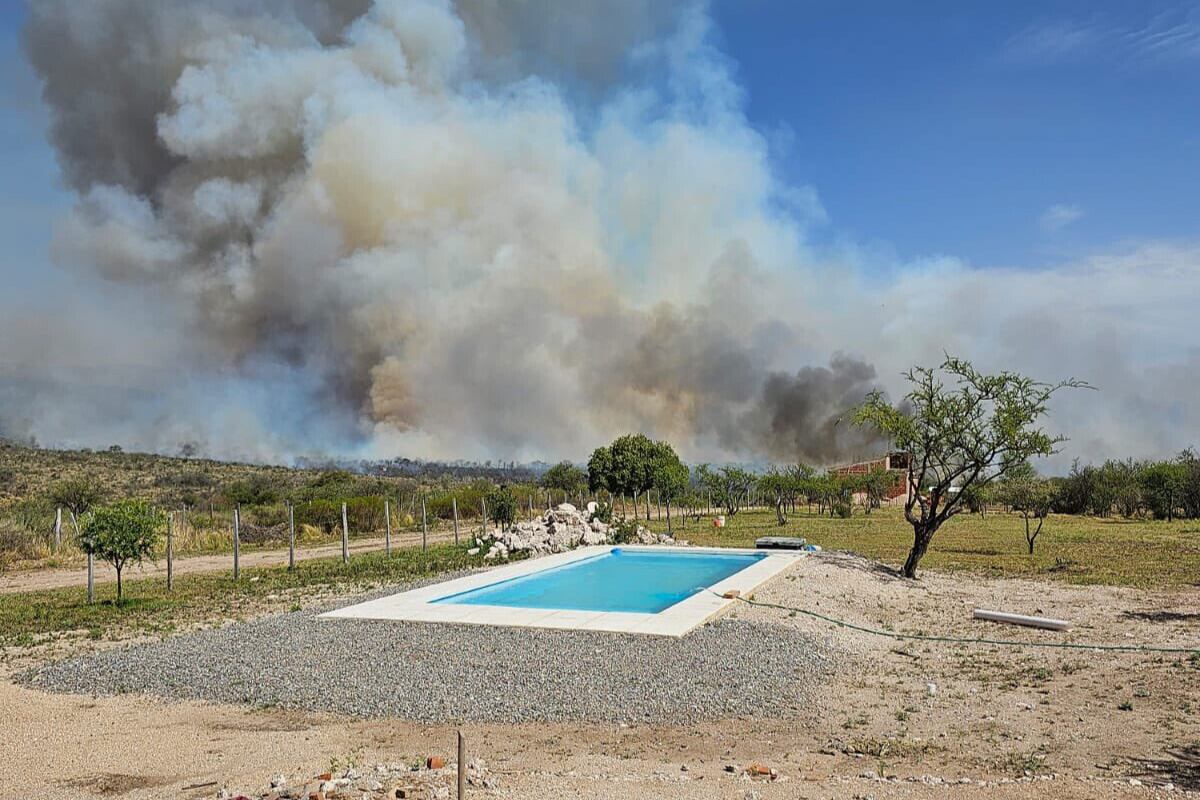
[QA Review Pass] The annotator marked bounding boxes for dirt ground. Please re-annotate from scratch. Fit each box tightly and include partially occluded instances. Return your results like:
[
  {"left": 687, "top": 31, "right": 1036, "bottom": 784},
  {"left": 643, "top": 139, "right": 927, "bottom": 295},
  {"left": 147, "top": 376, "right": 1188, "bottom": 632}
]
[
  {"left": 0, "top": 529, "right": 464, "bottom": 594},
  {"left": 4, "top": 551, "right": 1198, "bottom": 799}
]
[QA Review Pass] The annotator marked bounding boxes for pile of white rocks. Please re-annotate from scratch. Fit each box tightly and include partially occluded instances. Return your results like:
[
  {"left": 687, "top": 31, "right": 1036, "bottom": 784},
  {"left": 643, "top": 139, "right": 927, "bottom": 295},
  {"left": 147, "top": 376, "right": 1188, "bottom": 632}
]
[{"left": 471, "top": 503, "right": 681, "bottom": 560}]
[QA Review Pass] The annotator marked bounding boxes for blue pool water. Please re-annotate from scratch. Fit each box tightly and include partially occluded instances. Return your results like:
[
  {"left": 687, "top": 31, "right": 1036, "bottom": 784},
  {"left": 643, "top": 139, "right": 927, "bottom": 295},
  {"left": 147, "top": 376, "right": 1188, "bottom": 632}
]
[{"left": 433, "top": 548, "right": 765, "bottom": 613}]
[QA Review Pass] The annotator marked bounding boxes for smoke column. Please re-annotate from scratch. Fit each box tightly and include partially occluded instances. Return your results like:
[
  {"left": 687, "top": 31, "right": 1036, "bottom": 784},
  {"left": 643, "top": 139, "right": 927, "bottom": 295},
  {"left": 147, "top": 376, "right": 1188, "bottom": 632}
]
[
  {"left": 16, "top": 0, "right": 884, "bottom": 464},
  {"left": 20, "top": 0, "right": 1196, "bottom": 468}
]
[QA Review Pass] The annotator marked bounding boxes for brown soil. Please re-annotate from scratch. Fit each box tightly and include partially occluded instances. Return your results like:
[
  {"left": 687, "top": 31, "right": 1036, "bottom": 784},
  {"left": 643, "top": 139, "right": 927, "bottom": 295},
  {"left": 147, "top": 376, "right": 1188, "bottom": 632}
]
[{"left": 3, "top": 551, "right": 1198, "bottom": 799}]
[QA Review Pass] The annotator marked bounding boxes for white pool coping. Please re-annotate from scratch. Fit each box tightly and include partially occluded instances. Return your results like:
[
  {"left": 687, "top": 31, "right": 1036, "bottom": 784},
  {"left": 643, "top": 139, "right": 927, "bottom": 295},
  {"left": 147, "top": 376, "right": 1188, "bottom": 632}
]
[{"left": 320, "top": 545, "right": 805, "bottom": 637}]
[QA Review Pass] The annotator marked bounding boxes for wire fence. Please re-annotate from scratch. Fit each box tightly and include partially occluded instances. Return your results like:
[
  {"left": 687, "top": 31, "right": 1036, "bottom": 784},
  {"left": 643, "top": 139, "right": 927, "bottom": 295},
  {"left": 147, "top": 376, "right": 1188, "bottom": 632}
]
[{"left": 12, "top": 486, "right": 770, "bottom": 600}]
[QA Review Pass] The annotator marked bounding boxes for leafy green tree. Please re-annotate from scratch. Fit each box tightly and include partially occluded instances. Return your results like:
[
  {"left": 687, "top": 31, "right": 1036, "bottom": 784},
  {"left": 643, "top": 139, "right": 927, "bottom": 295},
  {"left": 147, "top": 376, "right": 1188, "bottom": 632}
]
[
  {"left": 610, "top": 434, "right": 658, "bottom": 518},
  {"left": 759, "top": 467, "right": 805, "bottom": 525},
  {"left": 827, "top": 473, "right": 856, "bottom": 518},
  {"left": 648, "top": 443, "right": 689, "bottom": 532},
  {"left": 540, "top": 461, "right": 588, "bottom": 495},
  {"left": 486, "top": 485, "right": 518, "bottom": 531},
  {"left": 860, "top": 467, "right": 895, "bottom": 514},
  {"left": 587, "top": 446, "right": 613, "bottom": 494},
  {"left": 1100, "top": 459, "right": 1144, "bottom": 518},
  {"left": 958, "top": 482, "right": 992, "bottom": 517},
  {"left": 77, "top": 499, "right": 164, "bottom": 602},
  {"left": 807, "top": 471, "right": 853, "bottom": 518},
  {"left": 1179, "top": 449, "right": 1200, "bottom": 519},
  {"left": 697, "top": 465, "right": 755, "bottom": 517},
  {"left": 853, "top": 356, "right": 1085, "bottom": 578},
  {"left": 1057, "top": 460, "right": 1096, "bottom": 515},
  {"left": 1139, "top": 460, "right": 1188, "bottom": 521},
  {"left": 589, "top": 434, "right": 680, "bottom": 520}
]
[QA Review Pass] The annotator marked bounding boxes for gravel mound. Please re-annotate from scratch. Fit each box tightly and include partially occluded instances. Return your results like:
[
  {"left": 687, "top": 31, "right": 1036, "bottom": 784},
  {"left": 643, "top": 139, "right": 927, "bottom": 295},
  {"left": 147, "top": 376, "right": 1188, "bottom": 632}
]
[{"left": 23, "top": 593, "right": 832, "bottom": 724}]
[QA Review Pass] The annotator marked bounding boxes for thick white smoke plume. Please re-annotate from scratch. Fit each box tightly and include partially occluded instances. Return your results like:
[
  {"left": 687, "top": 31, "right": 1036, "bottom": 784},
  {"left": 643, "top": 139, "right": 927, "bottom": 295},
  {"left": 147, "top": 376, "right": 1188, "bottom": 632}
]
[
  {"left": 11, "top": 0, "right": 1199, "bottom": 467},
  {"left": 16, "top": 0, "right": 880, "bottom": 464}
]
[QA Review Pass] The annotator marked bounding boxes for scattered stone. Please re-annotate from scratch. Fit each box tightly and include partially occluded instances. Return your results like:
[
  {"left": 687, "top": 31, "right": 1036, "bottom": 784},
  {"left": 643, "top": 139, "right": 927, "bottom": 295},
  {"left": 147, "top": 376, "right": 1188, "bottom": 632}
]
[{"left": 215, "top": 759, "right": 493, "bottom": 800}]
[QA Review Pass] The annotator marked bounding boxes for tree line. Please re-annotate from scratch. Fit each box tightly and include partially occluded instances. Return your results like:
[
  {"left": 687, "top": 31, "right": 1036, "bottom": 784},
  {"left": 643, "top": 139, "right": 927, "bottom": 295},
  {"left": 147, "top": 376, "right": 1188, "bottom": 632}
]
[{"left": 16, "top": 355, "right": 1189, "bottom": 584}]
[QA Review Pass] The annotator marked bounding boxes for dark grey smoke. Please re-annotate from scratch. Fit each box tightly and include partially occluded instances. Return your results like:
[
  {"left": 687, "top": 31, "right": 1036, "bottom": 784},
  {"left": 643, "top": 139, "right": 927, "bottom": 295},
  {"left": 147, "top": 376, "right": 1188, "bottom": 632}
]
[
  {"left": 13, "top": 0, "right": 889, "bottom": 466},
  {"left": 752, "top": 356, "right": 885, "bottom": 464}
]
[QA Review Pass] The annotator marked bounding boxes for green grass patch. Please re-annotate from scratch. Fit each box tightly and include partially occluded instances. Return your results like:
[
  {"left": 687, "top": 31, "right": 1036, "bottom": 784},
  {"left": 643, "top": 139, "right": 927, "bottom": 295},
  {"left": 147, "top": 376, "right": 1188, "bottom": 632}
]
[
  {"left": 0, "top": 543, "right": 487, "bottom": 644},
  {"left": 646, "top": 506, "right": 1200, "bottom": 588}
]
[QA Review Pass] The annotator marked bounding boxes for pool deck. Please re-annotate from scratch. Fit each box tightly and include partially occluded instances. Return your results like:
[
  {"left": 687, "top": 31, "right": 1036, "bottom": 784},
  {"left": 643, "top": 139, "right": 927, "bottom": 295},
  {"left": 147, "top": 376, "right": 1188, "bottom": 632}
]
[{"left": 320, "top": 545, "right": 804, "bottom": 637}]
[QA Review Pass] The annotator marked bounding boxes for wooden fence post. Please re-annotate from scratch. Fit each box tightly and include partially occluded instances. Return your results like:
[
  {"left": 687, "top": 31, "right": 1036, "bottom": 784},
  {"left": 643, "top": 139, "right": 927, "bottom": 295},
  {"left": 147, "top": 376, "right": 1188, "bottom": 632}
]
[
  {"left": 54, "top": 507, "right": 62, "bottom": 550},
  {"left": 341, "top": 502, "right": 349, "bottom": 564},
  {"left": 384, "top": 498, "right": 392, "bottom": 557},
  {"left": 452, "top": 497, "right": 459, "bottom": 544},
  {"left": 481, "top": 497, "right": 488, "bottom": 538},
  {"left": 421, "top": 495, "right": 428, "bottom": 552},
  {"left": 457, "top": 730, "right": 466, "bottom": 799},
  {"left": 166, "top": 510, "right": 174, "bottom": 591},
  {"left": 288, "top": 503, "right": 296, "bottom": 570},
  {"left": 233, "top": 506, "right": 241, "bottom": 580}
]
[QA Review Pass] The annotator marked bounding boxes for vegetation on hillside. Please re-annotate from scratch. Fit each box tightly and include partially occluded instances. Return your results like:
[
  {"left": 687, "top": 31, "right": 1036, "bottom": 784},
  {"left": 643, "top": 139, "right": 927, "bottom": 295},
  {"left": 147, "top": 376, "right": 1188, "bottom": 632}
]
[{"left": 3, "top": 351, "right": 1199, "bottom": 583}]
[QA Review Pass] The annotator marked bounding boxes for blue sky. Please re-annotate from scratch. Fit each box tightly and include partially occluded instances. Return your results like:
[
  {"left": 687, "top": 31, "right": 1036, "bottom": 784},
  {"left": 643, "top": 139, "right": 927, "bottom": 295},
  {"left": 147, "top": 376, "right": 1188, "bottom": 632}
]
[
  {"left": 0, "top": 0, "right": 68, "bottom": 299},
  {"left": 712, "top": 0, "right": 1200, "bottom": 267},
  {"left": 3, "top": 1, "right": 1198, "bottom": 278}
]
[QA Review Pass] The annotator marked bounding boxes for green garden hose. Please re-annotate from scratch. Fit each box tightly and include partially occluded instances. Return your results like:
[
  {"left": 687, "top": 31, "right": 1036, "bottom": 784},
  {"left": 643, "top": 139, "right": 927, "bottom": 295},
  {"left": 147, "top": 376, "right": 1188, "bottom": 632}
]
[{"left": 713, "top": 591, "right": 1200, "bottom": 655}]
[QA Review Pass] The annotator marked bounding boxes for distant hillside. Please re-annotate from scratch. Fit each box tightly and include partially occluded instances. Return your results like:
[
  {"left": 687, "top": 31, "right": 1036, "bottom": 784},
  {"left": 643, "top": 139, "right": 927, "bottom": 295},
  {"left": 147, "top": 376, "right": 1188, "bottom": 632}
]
[
  {"left": 0, "top": 441, "right": 551, "bottom": 508},
  {"left": 0, "top": 441, "right": 320, "bottom": 507}
]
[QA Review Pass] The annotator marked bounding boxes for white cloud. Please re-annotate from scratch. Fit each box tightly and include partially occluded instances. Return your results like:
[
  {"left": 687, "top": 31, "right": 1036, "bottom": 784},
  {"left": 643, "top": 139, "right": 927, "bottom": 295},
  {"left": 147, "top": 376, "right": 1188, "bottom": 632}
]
[
  {"left": 1002, "top": 19, "right": 1107, "bottom": 64},
  {"left": 1040, "top": 203, "right": 1084, "bottom": 232},
  {"left": 1002, "top": 6, "right": 1200, "bottom": 66}
]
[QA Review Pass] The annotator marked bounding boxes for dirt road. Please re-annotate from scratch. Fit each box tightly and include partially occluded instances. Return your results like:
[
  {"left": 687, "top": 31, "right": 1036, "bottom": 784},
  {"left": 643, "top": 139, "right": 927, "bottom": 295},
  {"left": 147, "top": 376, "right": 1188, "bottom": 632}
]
[{"left": 0, "top": 528, "right": 465, "bottom": 594}]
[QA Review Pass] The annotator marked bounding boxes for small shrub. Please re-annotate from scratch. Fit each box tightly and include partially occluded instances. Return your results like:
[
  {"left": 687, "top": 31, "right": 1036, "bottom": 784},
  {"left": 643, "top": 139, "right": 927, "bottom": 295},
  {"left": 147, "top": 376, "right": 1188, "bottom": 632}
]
[
  {"left": 224, "top": 475, "right": 280, "bottom": 506},
  {"left": 8, "top": 496, "right": 55, "bottom": 533},
  {"left": 609, "top": 518, "right": 639, "bottom": 545},
  {"left": 486, "top": 486, "right": 517, "bottom": 530},
  {"left": 591, "top": 501, "right": 613, "bottom": 524}
]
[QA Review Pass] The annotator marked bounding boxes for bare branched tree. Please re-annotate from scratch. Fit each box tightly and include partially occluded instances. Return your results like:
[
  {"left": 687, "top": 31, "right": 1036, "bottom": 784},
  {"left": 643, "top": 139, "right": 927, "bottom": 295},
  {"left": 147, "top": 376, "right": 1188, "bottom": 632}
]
[{"left": 853, "top": 356, "right": 1088, "bottom": 578}]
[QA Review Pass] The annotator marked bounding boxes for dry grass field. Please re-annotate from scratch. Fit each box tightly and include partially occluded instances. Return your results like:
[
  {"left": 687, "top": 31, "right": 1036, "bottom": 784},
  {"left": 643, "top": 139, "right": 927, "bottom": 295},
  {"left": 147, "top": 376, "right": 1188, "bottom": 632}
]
[{"left": 648, "top": 505, "right": 1200, "bottom": 588}]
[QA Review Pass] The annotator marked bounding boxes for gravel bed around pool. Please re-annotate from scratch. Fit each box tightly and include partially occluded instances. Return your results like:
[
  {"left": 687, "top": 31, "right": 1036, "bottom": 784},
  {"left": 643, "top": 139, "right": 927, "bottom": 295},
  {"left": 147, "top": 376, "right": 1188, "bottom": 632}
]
[{"left": 22, "top": 584, "right": 833, "bottom": 724}]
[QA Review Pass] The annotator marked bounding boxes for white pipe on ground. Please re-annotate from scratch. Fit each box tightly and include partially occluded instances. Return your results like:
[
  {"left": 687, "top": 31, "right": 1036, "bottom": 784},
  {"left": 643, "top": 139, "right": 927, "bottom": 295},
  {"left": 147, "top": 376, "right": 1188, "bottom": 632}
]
[{"left": 974, "top": 609, "right": 1071, "bottom": 631}]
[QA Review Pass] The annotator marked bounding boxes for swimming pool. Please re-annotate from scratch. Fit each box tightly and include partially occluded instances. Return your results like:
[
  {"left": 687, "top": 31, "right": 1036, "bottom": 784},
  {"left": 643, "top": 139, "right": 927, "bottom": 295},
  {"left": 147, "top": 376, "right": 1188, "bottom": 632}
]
[
  {"left": 433, "top": 548, "right": 766, "bottom": 613},
  {"left": 322, "top": 545, "right": 802, "bottom": 637}
]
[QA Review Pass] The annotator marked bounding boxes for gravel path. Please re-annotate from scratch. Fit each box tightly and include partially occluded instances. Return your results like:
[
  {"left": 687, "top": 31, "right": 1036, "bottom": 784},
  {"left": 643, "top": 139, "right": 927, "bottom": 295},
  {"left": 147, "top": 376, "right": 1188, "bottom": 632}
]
[{"left": 23, "top": 583, "right": 832, "bottom": 724}]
